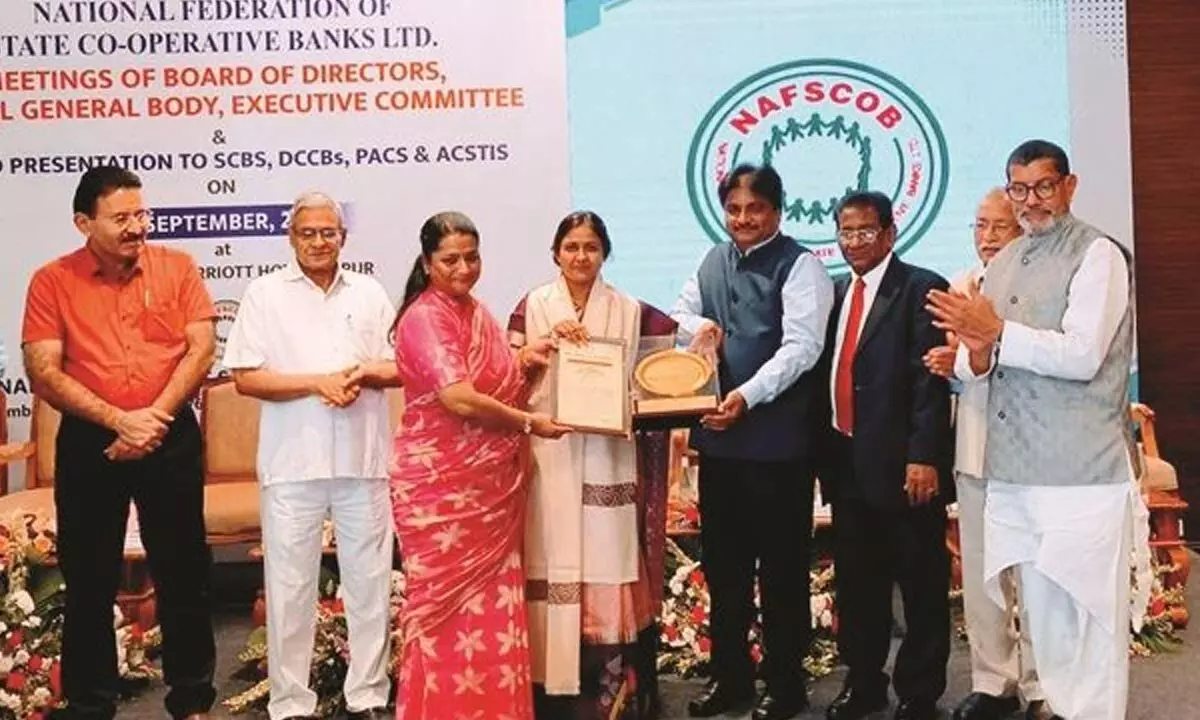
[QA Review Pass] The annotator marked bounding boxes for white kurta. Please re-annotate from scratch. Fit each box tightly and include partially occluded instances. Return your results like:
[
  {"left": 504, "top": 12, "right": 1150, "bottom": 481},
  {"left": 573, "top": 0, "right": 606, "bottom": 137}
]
[
  {"left": 950, "top": 265, "right": 1042, "bottom": 702},
  {"left": 223, "top": 264, "right": 396, "bottom": 719},
  {"left": 955, "top": 237, "right": 1150, "bottom": 720}
]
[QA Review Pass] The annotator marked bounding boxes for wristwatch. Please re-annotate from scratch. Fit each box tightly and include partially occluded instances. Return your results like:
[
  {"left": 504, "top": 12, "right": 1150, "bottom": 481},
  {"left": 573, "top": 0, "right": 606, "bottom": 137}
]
[{"left": 522, "top": 414, "right": 533, "bottom": 435}]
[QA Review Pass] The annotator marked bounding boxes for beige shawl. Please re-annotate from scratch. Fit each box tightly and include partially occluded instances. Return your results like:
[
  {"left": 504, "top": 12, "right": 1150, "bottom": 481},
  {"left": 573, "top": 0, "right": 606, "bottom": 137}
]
[{"left": 517, "top": 276, "right": 641, "bottom": 695}]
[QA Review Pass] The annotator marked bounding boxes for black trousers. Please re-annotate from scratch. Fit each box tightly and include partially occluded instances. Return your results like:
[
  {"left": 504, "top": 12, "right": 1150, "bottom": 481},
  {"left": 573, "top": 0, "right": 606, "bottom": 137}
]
[
  {"left": 53, "top": 409, "right": 216, "bottom": 719},
  {"left": 829, "top": 463, "right": 950, "bottom": 701},
  {"left": 697, "top": 455, "right": 814, "bottom": 694}
]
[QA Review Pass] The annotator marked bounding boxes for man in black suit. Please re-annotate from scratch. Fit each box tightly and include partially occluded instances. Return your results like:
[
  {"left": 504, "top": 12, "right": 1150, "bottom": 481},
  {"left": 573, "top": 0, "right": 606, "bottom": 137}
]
[{"left": 816, "top": 191, "right": 953, "bottom": 720}]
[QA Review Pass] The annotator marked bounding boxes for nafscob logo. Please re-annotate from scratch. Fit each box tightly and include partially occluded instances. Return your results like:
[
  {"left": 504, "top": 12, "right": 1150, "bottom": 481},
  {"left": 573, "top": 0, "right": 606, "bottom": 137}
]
[
  {"left": 212, "top": 299, "right": 240, "bottom": 374},
  {"left": 686, "top": 59, "right": 949, "bottom": 273}
]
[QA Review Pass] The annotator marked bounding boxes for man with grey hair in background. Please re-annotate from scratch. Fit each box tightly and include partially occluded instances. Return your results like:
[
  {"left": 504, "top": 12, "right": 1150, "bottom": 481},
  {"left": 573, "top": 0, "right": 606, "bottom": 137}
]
[
  {"left": 928, "top": 140, "right": 1137, "bottom": 720},
  {"left": 223, "top": 191, "right": 400, "bottom": 720},
  {"left": 924, "top": 189, "right": 1046, "bottom": 720}
]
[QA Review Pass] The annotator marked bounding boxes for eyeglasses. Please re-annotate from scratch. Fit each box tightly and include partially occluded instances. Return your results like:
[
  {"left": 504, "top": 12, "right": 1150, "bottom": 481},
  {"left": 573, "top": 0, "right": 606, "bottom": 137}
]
[
  {"left": 105, "top": 210, "right": 153, "bottom": 228},
  {"left": 1005, "top": 177, "right": 1063, "bottom": 202},
  {"left": 837, "top": 227, "right": 883, "bottom": 244},
  {"left": 293, "top": 227, "right": 344, "bottom": 242},
  {"left": 971, "top": 220, "right": 1017, "bottom": 234}
]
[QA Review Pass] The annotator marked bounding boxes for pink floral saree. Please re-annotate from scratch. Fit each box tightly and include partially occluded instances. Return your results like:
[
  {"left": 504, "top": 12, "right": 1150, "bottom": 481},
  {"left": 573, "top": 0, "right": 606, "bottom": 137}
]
[{"left": 390, "top": 288, "right": 533, "bottom": 720}]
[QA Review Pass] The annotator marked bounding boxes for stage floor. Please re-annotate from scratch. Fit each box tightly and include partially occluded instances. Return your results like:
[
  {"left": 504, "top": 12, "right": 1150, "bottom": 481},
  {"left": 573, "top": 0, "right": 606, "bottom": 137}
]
[{"left": 120, "top": 553, "right": 1200, "bottom": 720}]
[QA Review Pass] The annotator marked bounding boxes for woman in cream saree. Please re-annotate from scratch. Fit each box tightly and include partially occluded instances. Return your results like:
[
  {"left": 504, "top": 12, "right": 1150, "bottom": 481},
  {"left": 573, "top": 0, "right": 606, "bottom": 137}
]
[{"left": 509, "top": 212, "right": 676, "bottom": 720}]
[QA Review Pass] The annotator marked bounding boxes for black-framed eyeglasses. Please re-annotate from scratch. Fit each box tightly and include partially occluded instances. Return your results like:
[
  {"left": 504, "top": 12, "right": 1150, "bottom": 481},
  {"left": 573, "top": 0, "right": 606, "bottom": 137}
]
[
  {"left": 1006, "top": 177, "right": 1063, "bottom": 202},
  {"left": 293, "top": 227, "right": 344, "bottom": 242},
  {"left": 837, "top": 227, "right": 882, "bottom": 244}
]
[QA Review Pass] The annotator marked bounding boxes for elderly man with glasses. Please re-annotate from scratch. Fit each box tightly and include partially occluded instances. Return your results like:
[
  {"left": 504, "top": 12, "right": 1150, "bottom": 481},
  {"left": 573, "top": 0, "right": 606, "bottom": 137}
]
[
  {"left": 924, "top": 189, "right": 1051, "bottom": 720},
  {"left": 816, "top": 190, "right": 953, "bottom": 720},
  {"left": 928, "top": 140, "right": 1139, "bottom": 720},
  {"left": 223, "top": 192, "right": 400, "bottom": 720}
]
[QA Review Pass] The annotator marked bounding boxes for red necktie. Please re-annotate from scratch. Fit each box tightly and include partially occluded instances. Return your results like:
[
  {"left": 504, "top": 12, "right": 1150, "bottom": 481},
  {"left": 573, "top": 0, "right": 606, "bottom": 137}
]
[{"left": 835, "top": 278, "right": 866, "bottom": 435}]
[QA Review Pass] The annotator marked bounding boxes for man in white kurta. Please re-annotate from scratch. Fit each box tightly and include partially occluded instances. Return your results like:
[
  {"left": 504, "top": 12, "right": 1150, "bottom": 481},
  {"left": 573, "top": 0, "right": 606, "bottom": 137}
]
[
  {"left": 928, "top": 141, "right": 1138, "bottom": 720},
  {"left": 927, "top": 189, "right": 1045, "bottom": 720},
  {"left": 223, "top": 193, "right": 398, "bottom": 720}
]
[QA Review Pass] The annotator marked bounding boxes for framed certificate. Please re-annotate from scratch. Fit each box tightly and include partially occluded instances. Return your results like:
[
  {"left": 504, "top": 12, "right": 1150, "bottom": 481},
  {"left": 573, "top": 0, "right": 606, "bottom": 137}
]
[{"left": 550, "top": 337, "right": 630, "bottom": 436}]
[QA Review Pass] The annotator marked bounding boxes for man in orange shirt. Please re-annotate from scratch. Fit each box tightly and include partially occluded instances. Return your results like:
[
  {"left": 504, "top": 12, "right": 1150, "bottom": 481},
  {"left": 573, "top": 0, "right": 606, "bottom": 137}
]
[{"left": 21, "top": 166, "right": 217, "bottom": 720}]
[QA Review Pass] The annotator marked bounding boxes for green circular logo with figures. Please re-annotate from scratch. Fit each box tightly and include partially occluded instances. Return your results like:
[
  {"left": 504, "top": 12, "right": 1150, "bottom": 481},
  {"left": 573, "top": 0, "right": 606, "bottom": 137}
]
[{"left": 686, "top": 59, "right": 950, "bottom": 273}]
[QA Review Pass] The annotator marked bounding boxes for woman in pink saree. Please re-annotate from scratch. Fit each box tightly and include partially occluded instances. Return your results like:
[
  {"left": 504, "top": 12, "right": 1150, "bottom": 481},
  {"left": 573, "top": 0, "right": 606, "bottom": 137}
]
[{"left": 389, "top": 211, "right": 570, "bottom": 720}]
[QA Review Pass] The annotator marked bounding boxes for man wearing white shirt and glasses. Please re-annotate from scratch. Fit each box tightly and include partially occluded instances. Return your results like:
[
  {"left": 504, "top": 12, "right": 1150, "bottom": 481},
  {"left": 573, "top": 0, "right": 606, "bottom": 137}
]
[
  {"left": 928, "top": 140, "right": 1138, "bottom": 720},
  {"left": 923, "top": 189, "right": 1047, "bottom": 720},
  {"left": 223, "top": 192, "right": 399, "bottom": 720}
]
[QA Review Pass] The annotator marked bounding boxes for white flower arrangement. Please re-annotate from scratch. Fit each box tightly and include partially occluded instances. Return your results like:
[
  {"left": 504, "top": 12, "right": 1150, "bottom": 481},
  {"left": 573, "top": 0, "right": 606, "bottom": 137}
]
[{"left": 0, "top": 511, "right": 162, "bottom": 718}]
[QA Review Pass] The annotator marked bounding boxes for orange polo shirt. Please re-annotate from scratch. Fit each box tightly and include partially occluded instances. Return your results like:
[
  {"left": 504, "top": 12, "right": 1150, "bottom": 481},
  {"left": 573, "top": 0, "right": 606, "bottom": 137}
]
[{"left": 21, "top": 244, "right": 216, "bottom": 411}]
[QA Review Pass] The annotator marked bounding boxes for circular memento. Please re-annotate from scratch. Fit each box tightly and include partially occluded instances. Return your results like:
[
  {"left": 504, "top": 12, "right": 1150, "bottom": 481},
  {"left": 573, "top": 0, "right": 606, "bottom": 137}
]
[{"left": 634, "top": 350, "right": 713, "bottom": 397}]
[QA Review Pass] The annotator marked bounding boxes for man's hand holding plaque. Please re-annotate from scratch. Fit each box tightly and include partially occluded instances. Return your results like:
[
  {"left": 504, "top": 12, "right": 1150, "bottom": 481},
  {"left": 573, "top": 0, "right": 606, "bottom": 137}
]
[{"left": 700, "top": 390, "right": 746, "bottom": 431}]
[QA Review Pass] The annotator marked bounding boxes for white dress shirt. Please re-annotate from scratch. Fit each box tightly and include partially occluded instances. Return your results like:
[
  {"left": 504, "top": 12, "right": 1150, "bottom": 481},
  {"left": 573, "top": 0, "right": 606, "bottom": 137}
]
[
  {"left": 223, "top": 263, "right": 396, "bottom": 486},
  {"left": 671, "top": 233, "right": 834, "bottom": 409},
  {"left": 828, "top": 252, "right": 894, "bottom": 430}
]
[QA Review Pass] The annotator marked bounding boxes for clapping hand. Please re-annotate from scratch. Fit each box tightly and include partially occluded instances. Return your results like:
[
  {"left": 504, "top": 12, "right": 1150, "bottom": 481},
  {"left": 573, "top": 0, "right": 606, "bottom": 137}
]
[
  {"left": 904, "top": 463, "right": 940, "bottom": 505},
  {"left": 922, "top": 331, "right": 959, "bottom": 378},
  {"left": 925, "top": 285, "right": 1003, "bottom": 353}
]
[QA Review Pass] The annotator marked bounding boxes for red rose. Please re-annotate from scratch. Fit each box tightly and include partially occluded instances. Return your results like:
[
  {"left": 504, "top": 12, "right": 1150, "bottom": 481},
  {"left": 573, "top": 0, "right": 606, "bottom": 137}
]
[
  {"left": 697, "top": 636, "right": 712, "bottom": 654},
  {"left": 5, "top": 630, "right": 23, "bottom": 650},
  {"left": 1149, "top": 598, "right": 1166, "bottom": 617},
  {"left": 49, "top": 662, "right": 62, "bottom": 695},
  {"left": 27, "top": 655, "right": 43, "bottom": 672},
  {"left": 689, "top": 570, "right": 705, "bottom": 586},
  {"left": 5, "top": 672, "right": 27, "bottom": 692},
  {"left": 664, "top": 625, "right": 679, "bottom": 640},
  {"left": 750, "top": 644, "right": 763, "bottom": 663},
  {"left": 690, "top": 605, "right": 706, "bottom": 624}
]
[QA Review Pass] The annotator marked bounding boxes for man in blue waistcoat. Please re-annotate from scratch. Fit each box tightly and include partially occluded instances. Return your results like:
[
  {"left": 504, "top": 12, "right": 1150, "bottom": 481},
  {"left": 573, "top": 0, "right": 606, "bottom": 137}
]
[{"left": 671, "top": 163, "right": 834, "bottom": 720}]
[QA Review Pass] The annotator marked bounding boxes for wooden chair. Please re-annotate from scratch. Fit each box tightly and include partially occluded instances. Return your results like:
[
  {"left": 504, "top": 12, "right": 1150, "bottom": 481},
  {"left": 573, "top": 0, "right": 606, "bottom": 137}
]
[
  {"left": 1131, "top": 403, "right": 1190, "bottom": 601},
  {"left": 199, "top": 378, "right": 263, "bottom": 546},
  {"left": 0, "top": 395, "right": 60, "bottom": 517}
]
